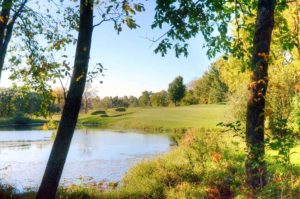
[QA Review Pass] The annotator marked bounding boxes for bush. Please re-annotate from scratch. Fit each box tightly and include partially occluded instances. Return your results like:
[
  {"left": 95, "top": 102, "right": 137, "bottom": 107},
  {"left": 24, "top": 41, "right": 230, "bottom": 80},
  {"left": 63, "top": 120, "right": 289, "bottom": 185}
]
[
  {"left": 91, "top": 110, "right": 106, "bottom": 115},
  {"left": 12, "top": 112, "right": 31, "bottom": 125},
  {"left": 101, "top": 114, "right": 109, "bottom": 117},
  {"left": 115, "top": 107, "right": 126, "bottom": 112}
]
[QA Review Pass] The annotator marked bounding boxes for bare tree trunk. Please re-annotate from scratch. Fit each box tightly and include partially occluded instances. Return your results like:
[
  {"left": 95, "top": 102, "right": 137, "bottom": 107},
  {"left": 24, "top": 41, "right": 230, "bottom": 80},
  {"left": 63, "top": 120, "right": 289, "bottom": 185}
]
[
  {"left": 36, "top": 0, "right": 94, "bottom": 198},
  {"left": 245, "top": 0, "right": 275, "bottom": 190},
  {"left": 84, "top": 95, "right": 88, "bottom": 114}
]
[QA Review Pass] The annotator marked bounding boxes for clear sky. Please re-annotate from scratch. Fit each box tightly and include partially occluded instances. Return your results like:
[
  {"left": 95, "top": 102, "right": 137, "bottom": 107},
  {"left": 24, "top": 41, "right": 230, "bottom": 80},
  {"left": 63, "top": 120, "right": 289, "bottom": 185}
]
[{"left": 1, "top": 1, "right": 214, "bottom": 98}]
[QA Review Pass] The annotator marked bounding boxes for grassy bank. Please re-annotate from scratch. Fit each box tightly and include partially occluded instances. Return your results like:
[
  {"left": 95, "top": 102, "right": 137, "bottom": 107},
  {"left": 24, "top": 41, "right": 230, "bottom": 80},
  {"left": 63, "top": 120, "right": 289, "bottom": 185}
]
[
  {"left": 54, "top": 130, "right": 300, "bottom": 199},
  {"left": 78, "top": 104, "right": 229, "bottom": 131}
]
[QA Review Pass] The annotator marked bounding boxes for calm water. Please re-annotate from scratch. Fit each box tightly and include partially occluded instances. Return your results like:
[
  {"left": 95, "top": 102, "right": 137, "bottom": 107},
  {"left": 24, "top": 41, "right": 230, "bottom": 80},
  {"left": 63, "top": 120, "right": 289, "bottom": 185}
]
[{"left": 0, "top": 128, "right": 173, "bottom": 191}]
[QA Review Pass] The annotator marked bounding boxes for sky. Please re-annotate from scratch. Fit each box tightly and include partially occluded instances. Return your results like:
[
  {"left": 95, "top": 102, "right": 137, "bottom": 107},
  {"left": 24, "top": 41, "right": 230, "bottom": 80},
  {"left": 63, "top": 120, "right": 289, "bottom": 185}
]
[{"left": 1, "top": 1, "right": 214, "bottom": 98}]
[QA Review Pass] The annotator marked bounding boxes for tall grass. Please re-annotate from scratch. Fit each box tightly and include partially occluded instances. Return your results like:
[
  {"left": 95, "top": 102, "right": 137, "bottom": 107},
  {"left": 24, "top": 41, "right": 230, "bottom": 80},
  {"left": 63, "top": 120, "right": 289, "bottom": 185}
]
[{"left": 56, "top": 129, "right": 300, "bottom": 199}]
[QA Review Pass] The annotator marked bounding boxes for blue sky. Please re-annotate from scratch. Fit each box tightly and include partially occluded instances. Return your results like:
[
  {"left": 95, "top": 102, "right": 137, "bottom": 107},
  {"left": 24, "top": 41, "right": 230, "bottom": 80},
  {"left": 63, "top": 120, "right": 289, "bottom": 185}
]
[{"left": 2, "top": 1, "right": 214, "bottom": 97}]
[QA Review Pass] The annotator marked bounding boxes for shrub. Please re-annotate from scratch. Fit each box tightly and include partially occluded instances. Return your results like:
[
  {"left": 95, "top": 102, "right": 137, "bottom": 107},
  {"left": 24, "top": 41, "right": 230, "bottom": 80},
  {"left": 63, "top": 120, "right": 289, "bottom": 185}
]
[
  {"left": 91, "top": 110, "right": 106, "bottom": 115},
  {"left": 115, "top": 107, "right": 126, "bottom": 112},
  {"left": 12, "top": 112, "right": 31, "bottom": 125},
  {"left": 101, "top": 114, "right": 109, "bottom": 117}
]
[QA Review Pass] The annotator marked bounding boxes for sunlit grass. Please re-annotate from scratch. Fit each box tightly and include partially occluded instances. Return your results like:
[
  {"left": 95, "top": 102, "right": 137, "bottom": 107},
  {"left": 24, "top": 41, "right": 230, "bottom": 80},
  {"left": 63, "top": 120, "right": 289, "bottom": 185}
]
[{"left": 78, "top": 104, "right": 229, "bottom": 131}]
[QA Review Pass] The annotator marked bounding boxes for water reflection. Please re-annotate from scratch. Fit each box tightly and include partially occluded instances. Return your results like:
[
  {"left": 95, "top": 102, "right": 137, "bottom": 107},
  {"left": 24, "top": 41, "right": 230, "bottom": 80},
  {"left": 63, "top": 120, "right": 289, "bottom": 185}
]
[{"left": 0, "top": 128, "right": 172, "bottom": 191}]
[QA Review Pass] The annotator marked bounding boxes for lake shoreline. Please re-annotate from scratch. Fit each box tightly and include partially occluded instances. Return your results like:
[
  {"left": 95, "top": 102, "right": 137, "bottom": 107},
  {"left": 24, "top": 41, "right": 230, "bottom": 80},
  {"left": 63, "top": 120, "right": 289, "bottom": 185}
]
[{"left": 0, "top": 128, "right": 174, "bottom": 194}]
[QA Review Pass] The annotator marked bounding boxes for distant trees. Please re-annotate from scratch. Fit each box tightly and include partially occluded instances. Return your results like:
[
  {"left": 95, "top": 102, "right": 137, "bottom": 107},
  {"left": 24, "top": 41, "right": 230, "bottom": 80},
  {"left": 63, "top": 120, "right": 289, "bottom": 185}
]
[
  {"left": 49, "top": 68, "right": 230, "bottom": 110},
  {"left": 150, "top": 90, "right": 168, "bottom": 107},
  {"left": 192, "top": 65, "right": 228, "bottom": 104},
  {"left": 74, "top": 70, "right": 230, "bottom": 109},
  {"left": 0, "top": 87, "right": 59, "bottom": 118},
  {"left": 139, "top": 91, "right": 152, "bottom": 107},
  {"left": 83, "top": 84, "right": 97, "bottom": 114},
  {"left": 128, "top": 96, "right": 139, "bottom": 107},
  {"left": 181, "top": 90, "right": 198, "bottom": 105},
  {"left": 168, "top": 76, "right": 185, "bottom": 106}
]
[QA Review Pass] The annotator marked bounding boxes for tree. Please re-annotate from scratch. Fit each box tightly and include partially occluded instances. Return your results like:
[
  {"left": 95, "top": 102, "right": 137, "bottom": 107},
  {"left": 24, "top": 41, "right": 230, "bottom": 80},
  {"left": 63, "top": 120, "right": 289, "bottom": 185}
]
[
  {"left": 36, "top": 0, "right": 94, "bottom": 197},
  {"left": 0, "top": 0, "right": 27, "bottom": 80},
  {"left": 244, "top": 1, "right": 276, "bottom": 188},
  {"left": 0, "top": 0, "right": 73, "bottom": 86},
  {"left": 139, "top": 91, "right": 151, "bottom": 106},
  {"left": 83, "top": 83, "right": 97, "bottom": 114},
  {"left": 151, "top": 90, "right": 168, "bottom": 107},
  {"left": 193, "top": 65, "right": 228, "bottom": 104},
  {"left": 0, "top": 87, "right": 58, "bottom": 117},
  {"left": 99, "top": 96, "right": 113, "bottom": 109},
  {"left": 37, "top": 1, "right": 144, "bottom": 197},
  {"left": 181, "top": 90, "right": 198, "bottom": 105},
  {"left": 128, "top": 95, "right": 139, "bottom": 107},
  {"left": 153, "top": 0, "right": 286, "bottom": 190},
  {"left": 168, "top": 76, "right": 185, "bottom": 106}
]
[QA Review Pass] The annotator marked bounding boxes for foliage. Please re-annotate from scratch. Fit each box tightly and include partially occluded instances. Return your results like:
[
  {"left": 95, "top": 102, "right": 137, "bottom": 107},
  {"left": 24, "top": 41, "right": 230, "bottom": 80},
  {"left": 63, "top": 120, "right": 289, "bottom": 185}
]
[
  {"left": 153, "top": 0, "right": 235, "bottom": 58},
  {"left": 36, "top": 130, "right": 299, "bottom": 199},
  {"left": 266, "top": 118, "right": 299, "bottom": 166},
  {"left": 289, "top": 93, "right": 300, "bottom": 132},
  {"left": 0, "top": 87, "right": 58, "bottom": 118},
  {"left": 168, "top": 76, "right": 185, "bottom": 105},
  {"left": 115, "top": 107, "right": 126, "bottom": 112},
  {"left": 150, "top": 90, "right": 169, "bottom": 107},
  {"left": 192, "top": 65, "right": 228, "bottom": 104},
  {"left": 218, "top": 118, "right": 299, "bottom": 169},
  {"left": 89, "top": 96, "right": 136, "bottom": 110},
  {"left": 181, "top": 90, "right": 198, "bottom": 106},
  {"left": 227, "top": 83, "right": 248, "bottom": 122},
  {"left": 128, "top": 96, "right": 139, "bottom": 107},
  {"left": 90, "top": 110, "right": 106, "bottom": 115},
  {"left": 138, "top": 91, "right": 152, "bottom": 107}
]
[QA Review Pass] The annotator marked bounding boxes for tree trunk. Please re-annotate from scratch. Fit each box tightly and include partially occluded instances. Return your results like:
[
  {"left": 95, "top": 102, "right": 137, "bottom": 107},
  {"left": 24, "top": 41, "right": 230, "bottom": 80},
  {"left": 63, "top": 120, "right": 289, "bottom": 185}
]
[
  {"left": 0, "top": 0, "right": 12, "bottom": 80},
  {"left": 0, "top": 0, "right": 27, "bottom": 82},
  {"left": 245, "top": 0, "right": 275, "bottom": 190},
  {"left": 36, "top": 0, "right": 93, "bottom": 198},
  {"left": 85, "top": 96, "right": 88, "bottom": 114}
]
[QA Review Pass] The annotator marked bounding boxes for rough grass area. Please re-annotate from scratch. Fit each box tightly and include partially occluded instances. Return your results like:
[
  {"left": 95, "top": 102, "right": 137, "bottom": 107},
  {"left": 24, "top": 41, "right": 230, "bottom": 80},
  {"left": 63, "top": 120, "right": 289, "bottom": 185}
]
[
  {"left": 54, "top": 130, "right": 300, "bottom": 199},
  {"left": 78, "top": 105, "right": 229, "bottom": 131}
]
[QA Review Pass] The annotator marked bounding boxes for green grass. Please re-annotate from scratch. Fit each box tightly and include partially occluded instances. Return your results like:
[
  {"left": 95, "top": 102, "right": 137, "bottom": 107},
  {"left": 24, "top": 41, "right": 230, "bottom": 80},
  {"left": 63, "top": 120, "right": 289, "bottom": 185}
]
[{"left": 79, "top": 104, "right": 229, "bottom": 131}]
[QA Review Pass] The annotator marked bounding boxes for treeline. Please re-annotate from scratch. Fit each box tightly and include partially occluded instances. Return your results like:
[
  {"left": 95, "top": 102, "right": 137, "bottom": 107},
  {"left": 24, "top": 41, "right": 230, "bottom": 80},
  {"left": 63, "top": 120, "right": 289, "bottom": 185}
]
[
  {"left": 0, "top": 63, "right": 237, "bottom": 117},
  {"left": 0, "top": 87, "right": 60, "bottom": 118},
  {"left": 77, "top": 69, "right": 229, "bottom": 111}
]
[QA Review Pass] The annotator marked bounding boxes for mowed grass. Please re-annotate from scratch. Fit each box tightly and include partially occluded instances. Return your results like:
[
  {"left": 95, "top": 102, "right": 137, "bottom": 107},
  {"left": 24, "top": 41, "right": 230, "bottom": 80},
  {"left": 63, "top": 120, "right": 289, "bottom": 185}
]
[{"left": 79, "top": 104, "right": 229, "bottom": 131}]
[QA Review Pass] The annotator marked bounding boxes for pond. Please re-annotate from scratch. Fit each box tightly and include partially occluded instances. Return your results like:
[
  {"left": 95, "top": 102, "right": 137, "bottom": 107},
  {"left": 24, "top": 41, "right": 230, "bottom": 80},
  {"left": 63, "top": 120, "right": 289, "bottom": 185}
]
[{"left": 0, "top": 127, "right": 173, "bottom": 191}]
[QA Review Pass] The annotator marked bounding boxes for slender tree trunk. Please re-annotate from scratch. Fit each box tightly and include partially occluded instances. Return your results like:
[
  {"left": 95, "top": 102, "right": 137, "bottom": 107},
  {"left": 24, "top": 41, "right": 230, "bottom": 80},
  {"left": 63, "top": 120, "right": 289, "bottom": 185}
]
[
  {"left": 36, "top": 0, "right": 94, "bottom": 198},
  {"left": 85, "top": 96, "right": 88, "bottom": 114},
  {"left": 245, "top": 0, "right": 276, "bottom": 190},
  {"left": 0, "top": 0, "right": 27, "bottom": 82},
  {"left": 0, "top": 0, "right": 12, "bottom": 81},
  {"left": 0, "top": 50, "right": 6, "bottom": 79}
]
